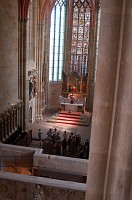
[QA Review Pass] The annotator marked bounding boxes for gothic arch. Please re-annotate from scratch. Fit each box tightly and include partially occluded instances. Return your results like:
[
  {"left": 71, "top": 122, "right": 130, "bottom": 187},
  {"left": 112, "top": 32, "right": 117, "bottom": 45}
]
[{"left": 40, "top": 0, "right": 56, "bottom": 22}]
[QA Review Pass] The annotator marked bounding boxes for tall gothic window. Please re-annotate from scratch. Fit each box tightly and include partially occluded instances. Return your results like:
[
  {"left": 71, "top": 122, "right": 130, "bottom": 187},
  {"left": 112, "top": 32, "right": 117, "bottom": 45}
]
[
  {"left": 49, "top": 0, "right": 66, "bottom": 81},
  {"left": 70, "top": 0, "right": 91, "bottom": 75}
]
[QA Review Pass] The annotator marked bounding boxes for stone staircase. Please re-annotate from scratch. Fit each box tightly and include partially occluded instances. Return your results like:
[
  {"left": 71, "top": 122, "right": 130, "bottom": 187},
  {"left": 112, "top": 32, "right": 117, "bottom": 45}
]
[{"left": 46, "top": 111, "right": 91, "bottom": 127}]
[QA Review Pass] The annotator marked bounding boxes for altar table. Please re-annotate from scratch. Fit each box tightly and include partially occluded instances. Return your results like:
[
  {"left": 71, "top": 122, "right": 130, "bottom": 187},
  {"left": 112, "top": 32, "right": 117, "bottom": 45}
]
[{"left": 60, "top": 102, "right": 84, "bottom": 112}]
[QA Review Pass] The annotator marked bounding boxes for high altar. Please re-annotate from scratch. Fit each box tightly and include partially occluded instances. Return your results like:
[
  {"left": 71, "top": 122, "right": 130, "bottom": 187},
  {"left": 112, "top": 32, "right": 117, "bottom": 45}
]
[
  {"left": 60, "top": 71, "right": 88, "bottom": 112},
  {"left": 59, "top": 95, "right": 86, "bottom": 112}
]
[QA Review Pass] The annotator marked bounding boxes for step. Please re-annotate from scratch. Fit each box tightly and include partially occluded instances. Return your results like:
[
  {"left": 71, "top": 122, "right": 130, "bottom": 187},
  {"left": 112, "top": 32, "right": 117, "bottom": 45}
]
[
  {"left": 51, "top": 116, "right": 84, "bottom": 122},
  {"left": 60, "top": 111, "right": 81, "bottom": 116},
  {"left": 58, "top": 114, "right": 81, "bottom": 119},
  {"left": 47, "top": 119, "right": 89, "bottom": 126}
]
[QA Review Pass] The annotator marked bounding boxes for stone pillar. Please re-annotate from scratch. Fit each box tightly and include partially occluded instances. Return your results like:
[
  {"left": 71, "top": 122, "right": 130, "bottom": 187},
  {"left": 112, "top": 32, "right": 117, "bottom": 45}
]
[
  {"left": 42, "top": 11, "right": 50, "bottom": 110},
  {"left": 65, "top": 1, "right": 73, "bottom": 75},
  {"left": 22, "top": 19, "right": 28, "bottom": 130},
  {"left": 85, "top": 0, "right": 123, "bottom": 199},
  {"left": 18, "top": 19, "right": 24, "bottom": 129},
  {"left": 86, "top": 1, "right": 100, "bottom": 112},
  {"left": 103, "top": 0, "right": 132, "bottom": 199},
  {"left": 18, "top": 19, "right": 28, "bottom": 130},
  {"left": 35, "top": 24, "right": 43, "bottom": 121}
]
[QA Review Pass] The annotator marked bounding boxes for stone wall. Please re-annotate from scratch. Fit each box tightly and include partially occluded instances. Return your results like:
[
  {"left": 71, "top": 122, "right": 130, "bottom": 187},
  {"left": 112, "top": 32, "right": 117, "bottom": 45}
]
[
  {"left": 0, "top": 0, "right": 18, "bottom": 113},
  {"left": 0, "top": 144, "right": 36, "bottom": 170},
  {"left": 48, "top": 82, "right": 62, "bottom": 109},
  {"left": 33, "top": 150, "right": 88, "bottom": 176}
]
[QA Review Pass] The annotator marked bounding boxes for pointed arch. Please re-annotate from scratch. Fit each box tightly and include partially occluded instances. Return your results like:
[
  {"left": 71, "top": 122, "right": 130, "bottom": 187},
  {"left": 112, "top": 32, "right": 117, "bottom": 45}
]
[
  {"left": 40, "top": 0, "right": 49, "bottom": 22},
  {"left": 50, "top": 0, "right": 57, "bottom": 12},
  {"left": 40, "top": 0, "right": 53, "bottom": 22}
]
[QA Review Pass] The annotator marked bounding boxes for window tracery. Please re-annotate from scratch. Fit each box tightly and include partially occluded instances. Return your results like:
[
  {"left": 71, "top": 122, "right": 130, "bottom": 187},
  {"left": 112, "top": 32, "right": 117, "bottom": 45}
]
[{"left": 70, "top": 0, "right": 91, "bottom": 75}]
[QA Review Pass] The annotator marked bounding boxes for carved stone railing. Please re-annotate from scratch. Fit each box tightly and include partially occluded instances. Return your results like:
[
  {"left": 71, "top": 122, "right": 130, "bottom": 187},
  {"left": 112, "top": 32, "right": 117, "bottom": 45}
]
[
  {"left": 0, "top": 172, "right": 86, "bottom": 200},
  {"left": 0, "top": 144, "right": 86, "bottom": 199},
  {"left": 0, "top": 100, "right": 23, "bottom": 142}
]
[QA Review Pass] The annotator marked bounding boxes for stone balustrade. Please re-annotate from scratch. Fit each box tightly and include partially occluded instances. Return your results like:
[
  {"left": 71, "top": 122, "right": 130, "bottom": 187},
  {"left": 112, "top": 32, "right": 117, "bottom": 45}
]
[
  {"left": 0, "top": 100, "right": 23, "bottom": 142},
  {"left": 0, "top": 143, "right": 87, "bottom": 199}
]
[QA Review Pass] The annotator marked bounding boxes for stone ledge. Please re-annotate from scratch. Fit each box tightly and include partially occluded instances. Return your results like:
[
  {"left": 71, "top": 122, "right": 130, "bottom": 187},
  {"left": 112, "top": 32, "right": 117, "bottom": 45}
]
[{"left": 0, "top": 171, "right": 86, "bottom": 192}]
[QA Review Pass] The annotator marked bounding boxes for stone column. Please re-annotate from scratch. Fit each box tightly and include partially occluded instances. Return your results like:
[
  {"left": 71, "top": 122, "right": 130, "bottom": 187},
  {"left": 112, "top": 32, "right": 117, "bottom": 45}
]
[
  {"left": 65, "top": 1, "right": 73, "bottom": 75},
  {"left": 103, "top": 0, "right": 132, "bottom": 199},
  {"left": 18, "top": 19, "right": 24, "bottom": 129},
  {"left": 22, "top": 19, "right": 28, "bottom": 130},
  {"left": 86, "top": 0, "right": 100, "bottom": 112},
  {"left": 42, "top": 11, "right": 50, "bottom": 110},
  {"left": 18, "top": 19, "right": 28, "bottom": 130},
  {"left": 35, "top": 24, "right": 43, "bottom": 121},
  {"left": 85, "top": 0, "right": 123, "bottom": 199}
]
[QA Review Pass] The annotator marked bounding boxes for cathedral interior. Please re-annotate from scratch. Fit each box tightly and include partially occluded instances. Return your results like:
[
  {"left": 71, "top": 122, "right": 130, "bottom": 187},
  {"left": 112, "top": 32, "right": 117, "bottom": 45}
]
[{"left": 0, "top": 0, "right": 132, "bottom": 199}]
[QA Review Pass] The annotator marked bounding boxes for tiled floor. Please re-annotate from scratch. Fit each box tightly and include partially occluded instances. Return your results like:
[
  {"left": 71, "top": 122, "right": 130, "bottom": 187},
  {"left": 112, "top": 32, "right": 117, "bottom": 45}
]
[{"left": 28, "top": 109, "right": 91, "bottom": 148}]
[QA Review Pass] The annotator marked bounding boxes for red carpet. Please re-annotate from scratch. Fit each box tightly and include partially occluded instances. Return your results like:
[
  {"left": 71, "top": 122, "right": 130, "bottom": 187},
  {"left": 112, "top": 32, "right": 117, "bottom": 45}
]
[{"left": 47, "top": 111, "right": 91, "bottom": 127}]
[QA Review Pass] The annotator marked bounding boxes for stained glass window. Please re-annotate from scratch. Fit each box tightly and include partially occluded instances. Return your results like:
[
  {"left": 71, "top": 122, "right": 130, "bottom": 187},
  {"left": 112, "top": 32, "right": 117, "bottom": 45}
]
[
  {"left": 49, "top": 0, "right": 66, "bottom": 81},
  {"left": 70, "top": 0, "right": 91, "bottom": 75}
]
